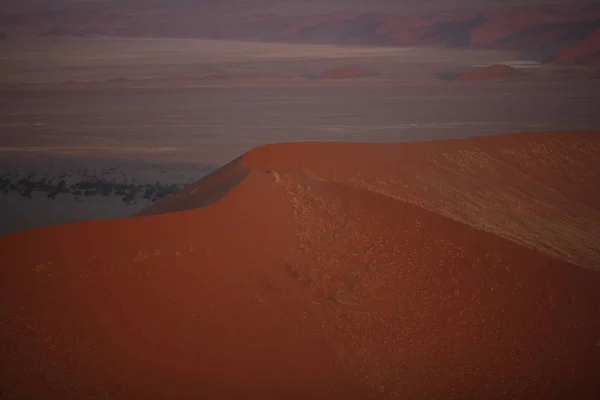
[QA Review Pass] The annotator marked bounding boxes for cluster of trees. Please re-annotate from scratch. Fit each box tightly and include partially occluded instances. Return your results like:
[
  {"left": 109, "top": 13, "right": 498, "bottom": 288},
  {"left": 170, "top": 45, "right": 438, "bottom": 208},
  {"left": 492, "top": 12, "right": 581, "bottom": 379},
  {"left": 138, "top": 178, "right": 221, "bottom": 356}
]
[{"left": 0, "top": 176, "right": 184, "bottom": 203}]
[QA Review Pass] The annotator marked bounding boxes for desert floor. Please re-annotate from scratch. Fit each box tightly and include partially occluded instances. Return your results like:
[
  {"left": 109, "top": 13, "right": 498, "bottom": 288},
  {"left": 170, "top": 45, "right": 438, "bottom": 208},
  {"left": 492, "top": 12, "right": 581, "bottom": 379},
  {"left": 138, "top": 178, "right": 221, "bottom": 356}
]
[{"left": 1, "top": 37, "right": 599, "bottom": 235}]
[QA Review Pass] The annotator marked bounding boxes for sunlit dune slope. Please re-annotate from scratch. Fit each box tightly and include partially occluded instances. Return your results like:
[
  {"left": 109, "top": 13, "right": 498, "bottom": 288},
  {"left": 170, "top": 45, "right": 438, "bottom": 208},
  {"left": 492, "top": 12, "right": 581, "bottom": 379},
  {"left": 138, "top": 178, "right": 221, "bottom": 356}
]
[
  {"left": 1, "top": 131, "right": 600, "bottom": 399},
  {"left": 143, "top": 130, "right": 600, "bottom": 271}
]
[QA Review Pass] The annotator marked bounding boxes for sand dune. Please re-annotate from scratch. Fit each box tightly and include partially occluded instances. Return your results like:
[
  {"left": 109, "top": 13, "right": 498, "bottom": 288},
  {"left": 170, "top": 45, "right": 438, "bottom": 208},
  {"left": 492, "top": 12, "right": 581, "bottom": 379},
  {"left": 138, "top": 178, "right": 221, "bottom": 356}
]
[
  {"left": 3, "top": 2, "right": 600, "bottom": 66},
  {"left": 457, "top": 64, "right": 529, "bottom": 81},
  {"left": 143, "top": 130, "right": 600, "bottom": 270},
  {"left": 1, "top": 131, "right": 600, "bottom": 399},
  {"left": 553, "top": 28, "right": 600, "bottom": 63}
]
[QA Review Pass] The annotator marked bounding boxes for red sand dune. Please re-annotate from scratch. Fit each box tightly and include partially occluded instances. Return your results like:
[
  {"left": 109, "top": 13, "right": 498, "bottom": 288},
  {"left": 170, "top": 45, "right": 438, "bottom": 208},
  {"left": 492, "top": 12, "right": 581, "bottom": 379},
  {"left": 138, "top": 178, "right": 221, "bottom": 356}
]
[
  {"left": 4, "top": 1, "right": 600, "bottom": 62},
  {"left": 553, "top": 28, "right": 600, "bottom": 63},
  {"left": 457, "top": 64, "right": 529, "bottom": 81},
  {"left": 316, "top": 66, "right": 377, "bottom": 79},
  {"left": 1, "top": 131, "right": 600, "bottom": 399},
  {"left": 470, "top": 5, "right": 600, "bottom": 46},
  {"left": 373, "top": 15, "right": 432, "bottom": 44}
]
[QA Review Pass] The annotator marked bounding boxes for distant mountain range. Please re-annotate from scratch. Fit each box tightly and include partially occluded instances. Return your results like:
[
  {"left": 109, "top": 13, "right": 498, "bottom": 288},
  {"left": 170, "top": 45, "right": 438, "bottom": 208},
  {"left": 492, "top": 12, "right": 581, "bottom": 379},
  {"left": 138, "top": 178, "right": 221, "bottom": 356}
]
[{"left": 2, "top": 1, "right": 600, "bottom": 64}]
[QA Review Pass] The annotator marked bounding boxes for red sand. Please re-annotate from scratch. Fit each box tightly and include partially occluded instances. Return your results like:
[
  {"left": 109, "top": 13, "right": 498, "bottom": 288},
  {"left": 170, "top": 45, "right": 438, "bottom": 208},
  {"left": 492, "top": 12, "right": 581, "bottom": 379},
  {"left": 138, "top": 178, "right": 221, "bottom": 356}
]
[
  {"left": 372, "top": 14, "right": 433, "bottom": 45},
  {"left": 470, "top": 5, "right": 600, "bottom": 46},
  {"left": 4, "top": 1, "right": 600, "bottom": 62},
  {"left": 457, "top": 64, "right": 529, "bottom": 81},
  {"left": 553, "top": 28, "right": 600, "bottom": 63},
  {"left": 1, "top": 131, "right": 600, "bottom": 399}
]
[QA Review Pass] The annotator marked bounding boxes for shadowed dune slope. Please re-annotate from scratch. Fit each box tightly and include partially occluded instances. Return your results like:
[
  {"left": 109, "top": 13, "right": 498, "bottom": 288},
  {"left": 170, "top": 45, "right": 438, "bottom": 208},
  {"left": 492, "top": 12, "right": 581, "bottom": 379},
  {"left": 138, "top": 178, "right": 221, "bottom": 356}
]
[
  {"left": 2, "top": 131, "right": 600, "bottom": 399},
  {"left": 139, "top": 155, "right": 250, "bottom": 215},
  {"left": 553, "top": 27, "right": 600, "bottom": 63}
]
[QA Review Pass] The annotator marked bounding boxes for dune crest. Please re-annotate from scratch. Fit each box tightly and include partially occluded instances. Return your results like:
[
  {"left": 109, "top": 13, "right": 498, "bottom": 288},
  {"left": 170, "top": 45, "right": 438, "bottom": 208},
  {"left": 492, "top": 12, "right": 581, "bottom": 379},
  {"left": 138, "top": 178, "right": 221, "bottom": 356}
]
[{"left": 148, "top": 130, "right": 598, "bottom": 270}]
